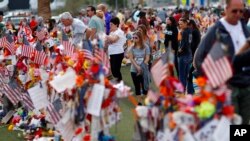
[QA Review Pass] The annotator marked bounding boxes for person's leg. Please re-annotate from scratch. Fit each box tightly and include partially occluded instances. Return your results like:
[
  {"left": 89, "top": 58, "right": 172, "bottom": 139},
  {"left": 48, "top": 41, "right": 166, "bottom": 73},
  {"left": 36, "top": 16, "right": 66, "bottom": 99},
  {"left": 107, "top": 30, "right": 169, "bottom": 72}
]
[
  {"left": 187, "top": 65, "right": 195, "bottom": 94},
  {"left": 174, "top": 52, "right": 179, "bottom": 77},
  {"left": 178, "top": 57, "right": 186, "bottom": 89},
  {"left": 179, "top": 55, "right": 192, "bottom": 92},
  {"left": 236, "top": 86, "right": 250, "bottom": 124},
  {"left": 138, "top": 74, "right": 147, "bottom": 95},
  {"left": 110, "top": 53, "right": 124, "bottom": 81},
  {"left": 115, "top": 53, "right": 124, "bottom": 81},
  {"left": 131, "top": 72, "right": 141, "bottom": 95},
  {"left": 110, "top": 55, "right": 116, "bottom": 79}
]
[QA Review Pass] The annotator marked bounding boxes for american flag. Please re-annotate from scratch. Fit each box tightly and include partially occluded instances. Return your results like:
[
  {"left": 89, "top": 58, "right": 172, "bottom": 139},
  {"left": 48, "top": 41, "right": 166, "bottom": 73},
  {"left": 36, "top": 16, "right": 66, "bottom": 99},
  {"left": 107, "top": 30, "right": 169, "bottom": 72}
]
[
  {"left": 21, "top": 36, "right": 35, "bottom": 58},
  {"left": 201, "top": 42, "right": 233, "bottom": 88},
  {"left": 21, "top": 26, "right": 35, "bottom": 44},
  {"left": 0, "top": 37, "right": 6, "bottom": 47},
  {"left": 61, "top": 31, "right": 74, "bottom": 57},
  {"left": 55, "top": 119, "right": 74, "bottom": 141},
  {"left": 35, "top": 41, "right": 43, "bottom": 51},
  {"left": 17, "top": 26, "right": 26, "bottom": 42},
  {"left": 46, "top": 103, "right": 61, "bottom": 124},
  {"left": 22, "top": 92, "right": 35, "bottom": 110},
  {"left": 0, "top": 74, "right": 22, "bottom": 105},
  {"left": 151, "top": 54, "right": 168, "bottom": 87},
  {"left": 82, "top": 49, "right": 94, "bottom": 60},
  {"left": 146, "top": 90, "right": 160, "bottom": 103},
  {"left": 36, "top": 26, "right": 46, "bottom": 41},
  {"left": 94, "top": 48, "right": 110, "bottom": 74},
  {"left": 4, "top": 34, "right": 15, "bottom": 55},
  {"left": 81, "top": 40, "right": 93, "bottom": 60},
  {"left": 33, "top": 50, "right": 47, "bottom": 65}
]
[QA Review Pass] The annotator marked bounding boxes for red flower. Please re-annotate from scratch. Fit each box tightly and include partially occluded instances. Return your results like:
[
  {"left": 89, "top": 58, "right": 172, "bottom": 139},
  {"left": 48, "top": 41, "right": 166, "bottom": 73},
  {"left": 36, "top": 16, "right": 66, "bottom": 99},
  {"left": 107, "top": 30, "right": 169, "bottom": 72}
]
[
  {"left": 193, "top": 96, "right": 202, "bottom": 105},
  {"left": 76, "top": 75, "right": 84, "bottom": 87},
  {"left": 75, "top": 127, "right": 83, "bottom": 135},
  {"left": 222, "top": 106, "right": 234, "bottom": 117},
  {"left": 91, "top": 64, "right": 99, "bottom": 74},
  {"left": 216, "top": 94, "right": 226, "bottom": 103},
  {"left": 83, "top": 134, "right": 91, "bottom": 141}
]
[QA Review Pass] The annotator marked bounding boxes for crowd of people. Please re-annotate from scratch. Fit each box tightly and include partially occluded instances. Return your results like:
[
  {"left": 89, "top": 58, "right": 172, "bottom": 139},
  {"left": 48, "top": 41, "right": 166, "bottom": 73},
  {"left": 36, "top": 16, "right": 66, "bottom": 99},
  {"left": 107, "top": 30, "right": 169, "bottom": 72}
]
[{"left": 0, "top": 0, "right": 250, "bottom": 140}]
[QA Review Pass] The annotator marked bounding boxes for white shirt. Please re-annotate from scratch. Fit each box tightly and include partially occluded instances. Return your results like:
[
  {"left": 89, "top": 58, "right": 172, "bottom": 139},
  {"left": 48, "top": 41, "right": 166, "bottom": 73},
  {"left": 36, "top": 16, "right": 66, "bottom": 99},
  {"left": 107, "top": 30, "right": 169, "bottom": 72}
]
[
  {"left": 108, "top": 28, "right": 126, "bottom": 55},
  {"left": 220, "top": 18, "right": 246, "bottom": 54}
]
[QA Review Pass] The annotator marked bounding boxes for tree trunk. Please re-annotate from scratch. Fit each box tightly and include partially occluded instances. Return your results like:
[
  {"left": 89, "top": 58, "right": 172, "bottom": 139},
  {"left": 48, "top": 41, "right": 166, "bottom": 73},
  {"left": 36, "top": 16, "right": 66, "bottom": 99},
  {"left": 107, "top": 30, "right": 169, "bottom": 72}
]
[{"left": 38, "top": 0, "right": 51, "bottom": 21}]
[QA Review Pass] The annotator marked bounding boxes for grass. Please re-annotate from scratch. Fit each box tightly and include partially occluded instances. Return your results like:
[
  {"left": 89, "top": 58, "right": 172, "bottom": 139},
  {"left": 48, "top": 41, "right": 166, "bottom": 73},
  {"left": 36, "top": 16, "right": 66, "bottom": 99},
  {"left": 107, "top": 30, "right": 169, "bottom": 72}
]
[
  {"left": 0, "top": 125, "right": 23, "bottom": 141},
  {"left": 110, "top": 66, "right": 135, "bottom": 141},
  {"left": 0, "top": 66, "right": 137, "bottom": 141}
]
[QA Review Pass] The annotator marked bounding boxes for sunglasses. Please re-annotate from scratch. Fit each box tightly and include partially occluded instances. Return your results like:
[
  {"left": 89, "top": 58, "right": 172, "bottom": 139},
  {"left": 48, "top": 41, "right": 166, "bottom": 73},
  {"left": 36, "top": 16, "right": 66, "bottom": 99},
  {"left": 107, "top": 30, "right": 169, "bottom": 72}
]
[
  {"left": 231, "top": 9, "right": 243, "bottom": 14},
  {"left": 133, "top": 36, "right": 138, "bottom": 39}
]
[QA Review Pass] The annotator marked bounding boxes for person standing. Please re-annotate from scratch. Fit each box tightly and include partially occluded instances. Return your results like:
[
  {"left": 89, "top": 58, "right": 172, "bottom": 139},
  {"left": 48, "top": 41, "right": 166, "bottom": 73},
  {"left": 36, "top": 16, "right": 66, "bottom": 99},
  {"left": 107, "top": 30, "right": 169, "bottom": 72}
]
[
  {"left": 177, "top": 18, "right": 193, "bottom": 93},
  {"left": 59, "top": 12, "right": 88, "bottom": 46},
  {"left": 194, "top": 0, "right": 250, "bottom": 124},
  {"left": 105, "top": 17, "right": 126, "bottom": 82},
  {"left": 86, "top": 5, "right": 105, "bottom": 40},
  {"left": 97, "top": 4, "right": 112, "bottom": 35},
  {"left": 164, "top": 17, "right": 179, "bottom": 76},
  {"left": 187, "top": 19, "right": 201, "bottom": 94},
  {"left": 129, "top": 31, "right": 150, "bottom": 97}
]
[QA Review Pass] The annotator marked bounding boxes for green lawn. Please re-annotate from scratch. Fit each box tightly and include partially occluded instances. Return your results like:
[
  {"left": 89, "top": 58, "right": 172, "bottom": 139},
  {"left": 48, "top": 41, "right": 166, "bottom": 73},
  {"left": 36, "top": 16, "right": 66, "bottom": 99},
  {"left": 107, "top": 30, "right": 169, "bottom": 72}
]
[
  {"left": 0, "top": 66, "right": 136, "bottom": 141},
  {"left": 110, "top": 66, "right": 135, "bottom": 141}
]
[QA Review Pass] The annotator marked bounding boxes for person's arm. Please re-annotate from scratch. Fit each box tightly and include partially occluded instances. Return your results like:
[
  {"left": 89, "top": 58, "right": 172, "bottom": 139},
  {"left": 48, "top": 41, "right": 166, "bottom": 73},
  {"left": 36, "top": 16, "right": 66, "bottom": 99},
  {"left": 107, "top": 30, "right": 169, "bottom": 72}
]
[
  {"left": 88, "top": 28, "right": 96, "bottom": 40},
  {"left": 88, "top": 18, "right": 97, "bottom": 40},
  {"left": 234, "top": 41, "right": 250, "bottom": 68},
  {"left": 233, "top": 48, "right": 250, "bottom": 72},
  {"left": 106, "top": 34, "right": 119, "bottom": 44},
  {"left": 143, "top": 45, "right": 150, "bottom": 64},
  {"left": 129, "top": 49, "right": 142, "bottom": 74},
  {"left": 72, "top": 33, "right": 84, "bottom": 46}
]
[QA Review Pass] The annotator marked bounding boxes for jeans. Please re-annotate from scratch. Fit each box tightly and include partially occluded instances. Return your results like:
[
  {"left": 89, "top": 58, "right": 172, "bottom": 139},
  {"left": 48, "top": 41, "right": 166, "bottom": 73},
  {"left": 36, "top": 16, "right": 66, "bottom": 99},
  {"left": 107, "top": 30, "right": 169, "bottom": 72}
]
[
  {"left": 131, "top": 72, "right": 147, "bottom": 95},
  {"left": 187, "top": 65, "right": 195, "bottom": 94},
  {"left": 231, "top": 86, "right": 250, "bottom": 124},
  {"left": 110, "top": 53, "right": 124, "bottom": 81},
  {"left": 82, "top": 40, "right": 92, "bottom": 52},
  {"left": 178, "top": 55, "right": 192, "bottom": 92}
]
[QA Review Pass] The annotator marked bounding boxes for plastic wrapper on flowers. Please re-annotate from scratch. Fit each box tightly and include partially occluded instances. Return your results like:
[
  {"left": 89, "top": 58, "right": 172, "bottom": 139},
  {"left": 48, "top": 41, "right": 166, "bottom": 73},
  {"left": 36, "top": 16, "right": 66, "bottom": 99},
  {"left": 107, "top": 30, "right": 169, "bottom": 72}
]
[{"left": 0, "top": 29, "right": 132, "bottom": 141}]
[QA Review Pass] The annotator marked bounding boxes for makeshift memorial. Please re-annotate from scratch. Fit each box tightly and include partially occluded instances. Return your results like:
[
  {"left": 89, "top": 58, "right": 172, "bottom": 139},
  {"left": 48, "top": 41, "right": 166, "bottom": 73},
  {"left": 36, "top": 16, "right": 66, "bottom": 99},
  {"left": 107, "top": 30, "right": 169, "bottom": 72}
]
[{"left": 0, "top": 27, "right": 132, "bottom": 141}]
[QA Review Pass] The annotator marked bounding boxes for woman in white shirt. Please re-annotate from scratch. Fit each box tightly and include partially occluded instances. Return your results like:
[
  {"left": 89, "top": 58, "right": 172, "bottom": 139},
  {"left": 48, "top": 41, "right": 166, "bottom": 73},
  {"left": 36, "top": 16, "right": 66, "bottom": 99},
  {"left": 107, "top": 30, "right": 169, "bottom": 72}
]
[{"left": 105, "top": 17, "right": 126, "bottom": 81}]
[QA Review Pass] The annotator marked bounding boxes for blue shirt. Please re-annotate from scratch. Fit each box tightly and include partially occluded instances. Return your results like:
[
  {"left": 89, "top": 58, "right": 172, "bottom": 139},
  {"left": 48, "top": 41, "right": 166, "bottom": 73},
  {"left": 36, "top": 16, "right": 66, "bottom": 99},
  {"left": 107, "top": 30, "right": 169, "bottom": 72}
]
[{"left": 105, "top": 12, "right": 112, "bottom": 35}]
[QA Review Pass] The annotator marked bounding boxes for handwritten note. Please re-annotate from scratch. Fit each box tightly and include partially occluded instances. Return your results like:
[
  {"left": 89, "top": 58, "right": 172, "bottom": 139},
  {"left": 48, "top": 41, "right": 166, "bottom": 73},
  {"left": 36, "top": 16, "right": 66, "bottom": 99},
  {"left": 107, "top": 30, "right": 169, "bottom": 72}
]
[
  {"left": 49, "top": 68, "right": 76, "bottom": 93},
  {"left": 86, "top": 84, "right": 105, "bottom": 116},
  {"left": 28, "top": 83, "right": 49, "bottom": 110},
  {"left": 194, "top": 119, "right": 219, "bottom": 141},
  {"left": 212, "top": 116, "right": 230, "bottom": 141},
  {"left": 55, "top": 119, "right": 74, "bottom": 141}
]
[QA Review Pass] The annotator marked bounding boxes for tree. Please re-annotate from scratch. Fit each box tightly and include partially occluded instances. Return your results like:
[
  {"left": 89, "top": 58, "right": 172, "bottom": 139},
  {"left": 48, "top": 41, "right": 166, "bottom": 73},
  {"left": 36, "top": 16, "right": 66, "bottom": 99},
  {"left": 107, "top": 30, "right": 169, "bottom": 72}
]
[{"left": 38, "top": 0, "right": 51, "bottom": 21}]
